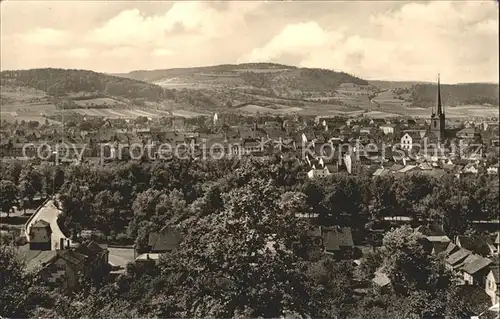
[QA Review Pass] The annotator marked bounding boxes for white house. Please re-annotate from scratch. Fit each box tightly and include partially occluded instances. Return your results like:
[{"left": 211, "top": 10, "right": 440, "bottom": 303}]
[
  {"left": 487, "top": 164, "right": 499, "bottom": 175},
  {"left": 307, "top": 168, "right": 331, "bottom": 179},
  {"left": 400, "top": 131, "right": 423, "bottom": 151},
  {"left": 485, "top": 268, "right": 499, "bottom": 305},
  {"left": 462, "top": 163, "right": 479, "bottom": 175},
  {"left": 379, "top": 124, "right": 398, "bottom": 135}
]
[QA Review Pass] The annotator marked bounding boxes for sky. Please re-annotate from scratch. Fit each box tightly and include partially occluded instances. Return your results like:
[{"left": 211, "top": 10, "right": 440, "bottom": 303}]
[{"left": 1, "top": 0, "right": 498, "bottom": 83}]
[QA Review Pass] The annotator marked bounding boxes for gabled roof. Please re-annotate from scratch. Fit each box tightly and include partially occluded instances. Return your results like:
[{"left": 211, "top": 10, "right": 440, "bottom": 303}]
[
  {"left": 446, "top": 248, "right": 472, "bottom": 265},
  {"left": 56, "top": 249, "right": 87, "bottom": 265},
  {"left": 22, "top": 250, "right": 57, "bottom": 273},
  {"left": 85, "top": 241, "right": 106, "bottom": 253},
  {"left": 463, "top": 257, "right": 492, "bottom": 274}
]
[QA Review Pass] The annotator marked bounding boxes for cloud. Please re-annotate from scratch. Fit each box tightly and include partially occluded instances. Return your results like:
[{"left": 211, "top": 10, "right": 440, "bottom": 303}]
[
  {"left": 240, "top": 1, "right": 498, "bottom": 83},
  {"left": 19, "top": 28, "right": 70, "bottom": 46},
  {"left": 475, "top": 19, "right": 497, "bottom": 34},
  {"left": 86, "top": 2, "right": 264, "bottom": 47},
  {"left": 240, "top": 22, "right": 344, "bottom": 62},
  {"left": 151, "top": 48, "right": 173, "bottom": 57},
  {"left": 101, "top": 46, "right": 139, "bottom": 58},
  {"left": 66, "top": 48, "right": 91, "bottom": 58}
]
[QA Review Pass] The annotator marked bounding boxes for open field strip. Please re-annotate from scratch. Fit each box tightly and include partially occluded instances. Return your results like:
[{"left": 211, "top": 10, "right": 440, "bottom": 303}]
[
  {"left": 130, "top": 109, "right": 161, "bottom": 118},
  {"left": 172, "top": 109, "right": 206, "bottom": 118}
]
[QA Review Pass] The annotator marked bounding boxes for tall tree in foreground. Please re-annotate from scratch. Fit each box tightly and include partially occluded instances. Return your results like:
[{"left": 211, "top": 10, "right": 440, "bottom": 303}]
[{"left": 156, "top": 179, "right": 329, "bottom": 318}]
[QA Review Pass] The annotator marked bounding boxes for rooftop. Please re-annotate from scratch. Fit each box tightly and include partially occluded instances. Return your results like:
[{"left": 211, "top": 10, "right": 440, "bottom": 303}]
[{"left": 462, "top": 257, "right": 493, "bottom": 274}]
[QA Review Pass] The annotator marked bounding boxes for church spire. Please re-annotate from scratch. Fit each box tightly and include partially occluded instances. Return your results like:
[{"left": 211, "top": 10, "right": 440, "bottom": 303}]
[{"left": 437, "top": 74, "right": 443, "bottom": 116}]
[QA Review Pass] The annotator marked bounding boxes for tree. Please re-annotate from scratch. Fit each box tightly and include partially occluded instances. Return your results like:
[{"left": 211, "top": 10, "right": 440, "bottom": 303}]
[
  {"left": 18, "top": 164, "right": 43, "bottom": 209},
  {"left": 356, "top": 248, "right": 382, "bottom": 281},
  {"left": 156, "top": 179, "right": 330, "bottom": 318},
  {"left": 0, "top": 180, "right": 18, "bottom": 217},
  {"left": 0, "top": 245, "right": 31, "bottom": 317},
  {"left": 381, "top": 226, "right": 452, "bottom": 296}
]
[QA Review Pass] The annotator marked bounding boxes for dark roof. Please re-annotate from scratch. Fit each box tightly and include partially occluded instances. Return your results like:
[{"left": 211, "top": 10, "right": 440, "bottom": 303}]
[
  {"left": 323, "top": 227, "right": 354, "bottom": 252},
  {"left": 148, "top": 225, "right": 182, "bottom": 252},
  {"left": 402, "top": 130, "right": 424, "bottom": 140},
  {"left": 85, "top": 241, "right": 106, "bottom": 253},
  {"left": 415, "top": 224, "right": 446, "bottom": 237},
  {"left": 56, "top": 249, "right": 87, "bottom": 265},
  {"left": 457, "top": 235, "right": 494, "bottom": 256}
]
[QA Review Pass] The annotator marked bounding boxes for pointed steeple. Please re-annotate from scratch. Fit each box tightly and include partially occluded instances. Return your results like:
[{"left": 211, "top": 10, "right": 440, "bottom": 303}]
[{"left": 437, "top": 74, "right": 443, "bottom": 116}]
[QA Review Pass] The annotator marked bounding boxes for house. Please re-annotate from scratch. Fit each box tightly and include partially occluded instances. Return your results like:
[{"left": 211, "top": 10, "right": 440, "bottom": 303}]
[
  {"left": 74, "top": 240, "right": 109, "bottom": 278},
  {"left": 457, "top": 128, "right": 480, "bottom": 140},
  {"left": 462, "top": 257, "right": 492, "bottom": 286},
  {"left": 307, "top": 168, "right": 331, "bottom": 179},
  {"left": 322, "top": 227, "right": 354, "bottom": 257},
  {"left": 360, "top": 127, "right": 375, "bottom": 135},
  {"left": 144, "top": 225, "right": 182, "bottom": 254},
  {"left": 485, "top": 266, "right": 500, "bottom": 305},
  {"left": 400, "top": 131, "right": 424, "bottom": 150},
  {"left": 379, "top": 124, "right": 398, "bottom": 135},
  {"left": 461, "top": 163, "right": 479, "bottom": 175},
  {"left": 445, "top": 248, "right": 472, "bottom": 271},
  {"left": 29, "top": 220, "right": 52, "bottom": 251},
  {"left": 487, "top": 163, "right": 499, "bottom": 175},
  {"left": 134, "top": 253, "right": 161, "bottom": 265},
  {"left": 23, "top": 248, "right": 87, "bottom": 292},
  {"left": 456, "top": 235, "right": 497, "bottom": 257},
  {"left": 416, "top": 224, "right": 451, "bottom": 254}
]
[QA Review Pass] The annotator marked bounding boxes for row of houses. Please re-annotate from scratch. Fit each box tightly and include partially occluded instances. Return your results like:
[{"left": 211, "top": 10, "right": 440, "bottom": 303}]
[{"left": 373, "top": 225, "right": 500, "bottom": 307}]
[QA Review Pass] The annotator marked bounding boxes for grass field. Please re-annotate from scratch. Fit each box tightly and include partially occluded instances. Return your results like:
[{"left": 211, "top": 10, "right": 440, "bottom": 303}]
[{"left": 73, "top": 97, "right": 124, "bottom": 107}]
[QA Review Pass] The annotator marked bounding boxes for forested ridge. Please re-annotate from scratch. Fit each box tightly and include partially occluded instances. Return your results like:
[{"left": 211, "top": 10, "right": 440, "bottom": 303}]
[{"left": 1, "top": 68, "right": 166, "bottom": 101}]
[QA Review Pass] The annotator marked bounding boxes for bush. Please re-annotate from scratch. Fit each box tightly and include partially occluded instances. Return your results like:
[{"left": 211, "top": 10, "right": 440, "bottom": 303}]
[
  {"left": 115, "top": 233, "right": 132, "bottom": 245},
  {"left": 15, "top": 235, "right": 28, "bottom": 246}
]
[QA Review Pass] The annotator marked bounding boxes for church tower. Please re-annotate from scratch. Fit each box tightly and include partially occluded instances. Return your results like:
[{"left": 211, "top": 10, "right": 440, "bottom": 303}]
[{"left": 430, "top": 74, "right": 445, "bottom": 141}]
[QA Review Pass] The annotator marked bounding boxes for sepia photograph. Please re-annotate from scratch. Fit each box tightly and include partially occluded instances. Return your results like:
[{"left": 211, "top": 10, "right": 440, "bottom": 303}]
[{"left": 0, "top": 1, "right": 499, "bottom": 318}]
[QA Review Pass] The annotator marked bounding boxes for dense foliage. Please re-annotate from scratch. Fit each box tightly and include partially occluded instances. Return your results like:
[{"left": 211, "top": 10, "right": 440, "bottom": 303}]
[
  {"left": 0, "top": 157, "right": 497, "bottom": 318},
  {"left": 1, "top": 69, "right": 166, "bottom": 101}
]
